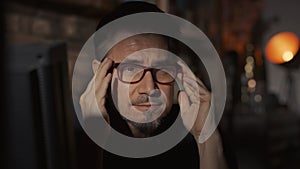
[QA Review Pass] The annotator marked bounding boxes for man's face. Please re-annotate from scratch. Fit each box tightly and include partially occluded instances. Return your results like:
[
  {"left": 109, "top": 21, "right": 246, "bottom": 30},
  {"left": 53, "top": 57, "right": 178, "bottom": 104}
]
[{"left": 107, "top": 35, "right": 175, "bottom": 134}]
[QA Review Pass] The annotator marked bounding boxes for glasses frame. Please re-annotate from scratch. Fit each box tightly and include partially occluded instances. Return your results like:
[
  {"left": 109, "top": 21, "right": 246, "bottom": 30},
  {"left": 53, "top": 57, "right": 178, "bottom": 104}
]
[{"left": 111, "top": 62, "right": 178, "bottom": 85}]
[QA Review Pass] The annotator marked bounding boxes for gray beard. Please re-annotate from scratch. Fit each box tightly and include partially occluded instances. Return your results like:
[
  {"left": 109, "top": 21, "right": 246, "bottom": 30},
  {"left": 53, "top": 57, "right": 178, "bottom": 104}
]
[{"left": 123, "top": 117, "right": 162, "bottom": 137}]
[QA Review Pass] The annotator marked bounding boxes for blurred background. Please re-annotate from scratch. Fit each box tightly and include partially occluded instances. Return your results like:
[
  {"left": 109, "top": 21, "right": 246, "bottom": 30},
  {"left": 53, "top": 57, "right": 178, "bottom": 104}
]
[{"left": 2, "top": 0, "right": 300, "bottom": 169}]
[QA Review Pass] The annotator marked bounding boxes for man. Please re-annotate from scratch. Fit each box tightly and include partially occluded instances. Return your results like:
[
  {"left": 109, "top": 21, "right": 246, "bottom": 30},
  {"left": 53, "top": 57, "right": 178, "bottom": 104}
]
[{"left": 80, "top": 1, "right": 236, "bottom": 169}]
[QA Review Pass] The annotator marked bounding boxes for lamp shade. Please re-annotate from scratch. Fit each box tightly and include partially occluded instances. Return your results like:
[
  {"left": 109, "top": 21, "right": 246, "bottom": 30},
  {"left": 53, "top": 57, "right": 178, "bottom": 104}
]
[{"left": 265, "top": 32, "right": 299, "bottom": 64}]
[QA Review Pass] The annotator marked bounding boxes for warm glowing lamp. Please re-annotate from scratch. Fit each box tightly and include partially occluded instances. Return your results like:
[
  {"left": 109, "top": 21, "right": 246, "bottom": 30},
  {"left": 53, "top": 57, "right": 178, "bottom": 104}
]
[{"left": 265, "top": 32, "right": 299, "bottom": 64}]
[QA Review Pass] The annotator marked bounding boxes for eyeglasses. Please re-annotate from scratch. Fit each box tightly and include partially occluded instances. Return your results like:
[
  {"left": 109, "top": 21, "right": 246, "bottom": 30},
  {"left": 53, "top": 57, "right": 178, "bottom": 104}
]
[{"left": 112, "top": 63, "right": 177, "bottom": 84}]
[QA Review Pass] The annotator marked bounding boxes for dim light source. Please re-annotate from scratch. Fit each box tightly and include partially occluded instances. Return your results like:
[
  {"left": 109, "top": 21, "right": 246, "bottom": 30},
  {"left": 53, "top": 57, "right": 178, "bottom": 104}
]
[{"left": 265, "top": 32, "right": 299, "bottom": 64}]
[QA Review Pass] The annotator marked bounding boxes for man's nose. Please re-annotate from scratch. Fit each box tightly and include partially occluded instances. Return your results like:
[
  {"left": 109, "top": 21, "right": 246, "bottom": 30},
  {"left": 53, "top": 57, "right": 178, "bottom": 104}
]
[{"left": 137, "top": 71, "right": 156, "bottom": 95}]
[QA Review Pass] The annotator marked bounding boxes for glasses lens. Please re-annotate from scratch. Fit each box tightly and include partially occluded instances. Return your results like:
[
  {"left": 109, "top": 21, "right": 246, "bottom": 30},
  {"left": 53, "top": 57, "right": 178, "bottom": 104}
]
[
  {"left": 119, "top": 64, "right": 144, "bottom": 83},
  {"left": 156, "top": 67, "right": 176, "bottom": 83},
  {"left": 118, "top": 63, "right": 177, "bottom": 84}
]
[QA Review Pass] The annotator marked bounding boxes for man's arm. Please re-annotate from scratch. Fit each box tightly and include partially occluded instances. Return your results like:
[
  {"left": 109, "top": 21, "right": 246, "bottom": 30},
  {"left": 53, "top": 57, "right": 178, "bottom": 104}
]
[
  {"left": 177, "top": 60, "right": 231, "bottom": 169},
  {"left": 196, "top": 130, "right": 229, "bottom": 169}
]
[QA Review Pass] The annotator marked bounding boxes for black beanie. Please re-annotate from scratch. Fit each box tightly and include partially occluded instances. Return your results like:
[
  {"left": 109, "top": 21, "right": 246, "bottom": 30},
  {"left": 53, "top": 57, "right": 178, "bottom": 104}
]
[
  {"left": 93, "top": 1, "right": 167, "bottom": 61},
  {"left": 96, "top": 1, "right": 164, "bottom": 31}
]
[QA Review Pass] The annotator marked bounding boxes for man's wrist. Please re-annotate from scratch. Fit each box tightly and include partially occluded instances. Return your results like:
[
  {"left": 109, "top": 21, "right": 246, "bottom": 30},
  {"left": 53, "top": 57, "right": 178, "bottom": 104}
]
[{"left": 194, "top": 130, "right": 229, "bottom": 169}]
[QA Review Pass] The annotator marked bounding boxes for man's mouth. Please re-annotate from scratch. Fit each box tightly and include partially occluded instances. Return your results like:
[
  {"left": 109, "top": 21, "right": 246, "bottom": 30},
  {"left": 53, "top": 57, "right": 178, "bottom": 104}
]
[{"left": 133, "top": 103, "right": 162, "bottom": 111}]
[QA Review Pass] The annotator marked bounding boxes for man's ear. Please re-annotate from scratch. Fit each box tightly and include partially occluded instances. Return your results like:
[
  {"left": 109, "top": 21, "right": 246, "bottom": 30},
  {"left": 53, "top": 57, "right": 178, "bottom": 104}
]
[{"left": 92, "top": 59, "right": 101, "bottom": 74}]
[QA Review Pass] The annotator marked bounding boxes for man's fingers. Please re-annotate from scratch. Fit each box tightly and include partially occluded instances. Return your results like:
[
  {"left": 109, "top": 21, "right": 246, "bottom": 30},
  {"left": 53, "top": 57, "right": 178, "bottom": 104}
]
[
  {"left": 79, "top": 75, "right": 103, "bottom": 119},
  {"left": 79, "top": 57, "right": 112, "bottom": 124},
  {"left": 95, "top": 58, "right": 113, "bottom": 85},
  {"left": 183, "top": 76, "right": 207, "bottom": 93},
  {"left": 182, "top": 78, "right": 201, "bottom": 103},
  {"left": 183, "top": 84, "right": 200, "bottom": 103},
  {"left": 176, "top": 61, "right": 208, "bottom": 94},
  {"left": 176, "top": 60, "right": 212, "bottom": 137},
  {"left": 177, "top": 60, "right": 191, "bottom": 75},
  {"left": 96, "top": 73, "right": 112, "bottom": 100},
  {"left": 183, "top": 76, "right": 210, "bottom": 102},
  {"left": 94, "top": 58, "right": 113, "bottom": 98},
  {"left": 178, "top": 90, "right": 189, "bottom": 110},
  {"left": 80, "top": 75, "right": 96, "bottom": 106},
  {"left": 178, "top": 90, "right": 199, "bottom": 130}
]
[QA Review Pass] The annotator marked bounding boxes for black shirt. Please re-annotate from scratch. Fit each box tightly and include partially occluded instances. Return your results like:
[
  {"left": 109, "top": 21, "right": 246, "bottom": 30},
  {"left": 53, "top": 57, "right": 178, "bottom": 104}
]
[{"left": 103, "top": 133, "right": 200, "bottom": 169}]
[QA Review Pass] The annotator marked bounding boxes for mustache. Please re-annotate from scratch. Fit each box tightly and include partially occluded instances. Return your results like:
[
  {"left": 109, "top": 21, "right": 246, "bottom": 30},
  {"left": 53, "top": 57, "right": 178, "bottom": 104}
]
[
  {"left": 131, "top": 90, "right": 163, "bottom": 105},
  {"left": 131, "top": 95, "right": 149, "bottom": 105},
  {"left": 131, "top": 95, "right": 163, "bottom": 105}
]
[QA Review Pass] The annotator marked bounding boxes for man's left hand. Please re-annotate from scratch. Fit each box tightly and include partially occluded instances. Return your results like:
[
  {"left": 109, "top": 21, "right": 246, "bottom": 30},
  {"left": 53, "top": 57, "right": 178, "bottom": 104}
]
[{"left": 177, "top": 61, "right": 211, "bottom": 141}]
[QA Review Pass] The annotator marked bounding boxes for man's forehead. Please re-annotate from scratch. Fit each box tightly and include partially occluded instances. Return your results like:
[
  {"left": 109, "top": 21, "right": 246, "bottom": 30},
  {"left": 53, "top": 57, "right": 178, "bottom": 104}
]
[
  {"left": 122, "top": 49, "right": 177, "bottom": 66},
  {"left": 107, "top": 34, "right": 168, "bottom": 62}
]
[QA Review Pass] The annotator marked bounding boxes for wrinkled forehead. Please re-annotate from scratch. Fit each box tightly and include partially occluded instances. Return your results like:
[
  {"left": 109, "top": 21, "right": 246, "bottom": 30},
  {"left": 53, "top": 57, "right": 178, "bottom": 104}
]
[
  {"left": 106, "top": 34, "right": 170, "bottom": 64},
  {"left": 122, "top": 48, "right": 177, "bottom": 67}
]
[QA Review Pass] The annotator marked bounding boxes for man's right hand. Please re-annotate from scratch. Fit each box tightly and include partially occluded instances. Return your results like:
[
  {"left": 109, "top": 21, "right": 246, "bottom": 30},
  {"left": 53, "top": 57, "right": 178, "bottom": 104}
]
[{"left": 79, "top": 58, "right": 112, "bottom": 124}]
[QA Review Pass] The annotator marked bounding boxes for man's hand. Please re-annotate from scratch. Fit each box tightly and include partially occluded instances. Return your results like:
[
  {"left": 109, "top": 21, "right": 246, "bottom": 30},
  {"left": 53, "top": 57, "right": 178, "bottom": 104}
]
[
  {"left": 80, "top": 58, "right": 112, "bottom": 124},
  {"left": 177, "top": 61, "right": 229, "bottom": 169},
  {"left": 177, "top": 61, "right": 211, "bottom": 141},
  {"left": 179, "top": 77, "right": 211, "bottom": 139}
]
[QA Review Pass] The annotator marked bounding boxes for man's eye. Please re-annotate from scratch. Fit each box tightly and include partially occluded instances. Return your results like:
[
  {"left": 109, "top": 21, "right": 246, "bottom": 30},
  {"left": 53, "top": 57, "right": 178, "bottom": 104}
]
[
  {"left": 125, "top": 66, "right": 136, "bottom": 72},
  {"left": 127, "top": 67, "right": 134, "bottom": 71},
  {"left": 122, "top": 66, "right": 140, "bottom": 74}
]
